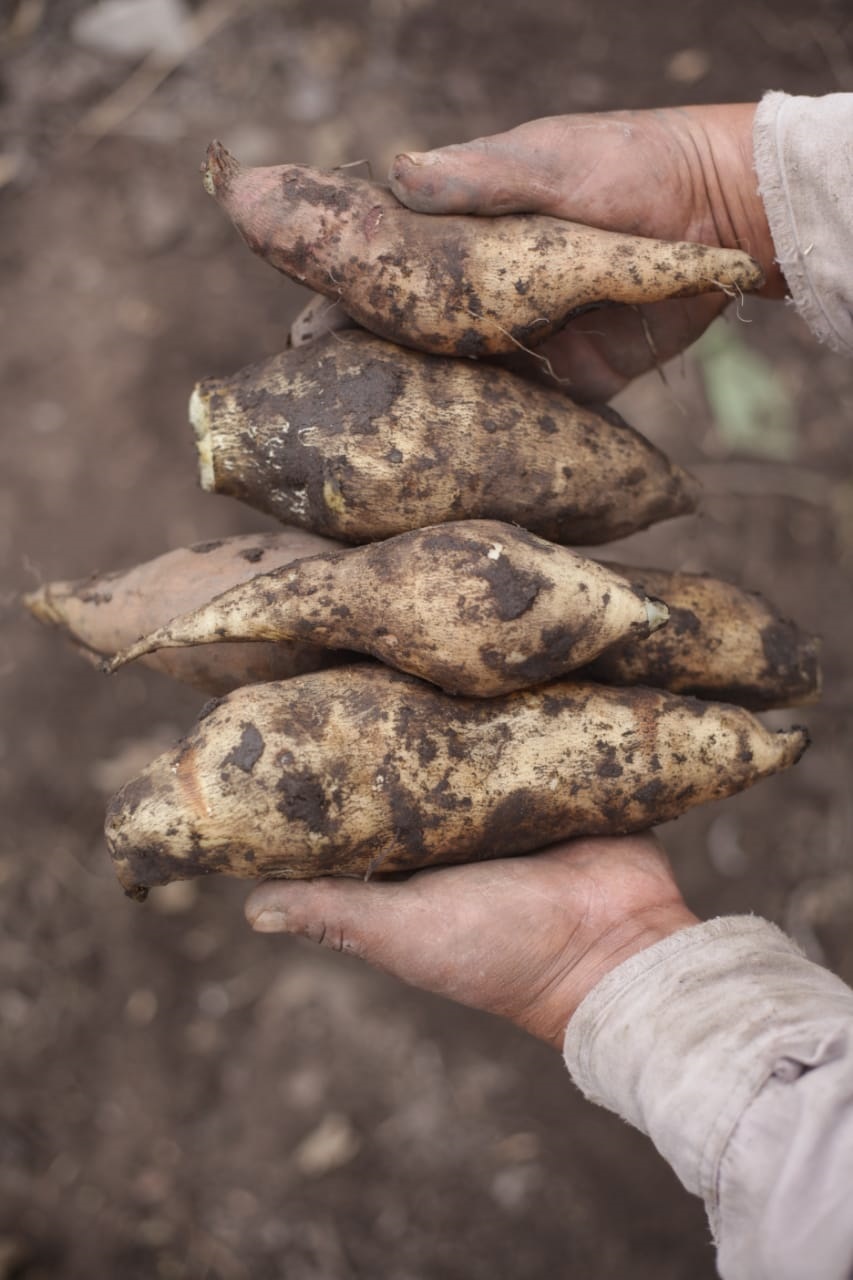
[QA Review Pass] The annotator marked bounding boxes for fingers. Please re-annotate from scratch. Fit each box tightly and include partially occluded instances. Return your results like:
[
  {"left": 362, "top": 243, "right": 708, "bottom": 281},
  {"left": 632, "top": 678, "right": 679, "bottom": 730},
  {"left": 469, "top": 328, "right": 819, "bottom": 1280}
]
[
  {"left": 388, "top": 112, "right": 683, "bottom": 232},
  {"left": 245, "top": 864, "right": 503, "bottom": 1008},
  {"left": 506, "top": 293, "right": 728, "bottom": 403},
  {"left": 389, "top": 118, "right": 591, "bottom": 217},
  {"left": 388, "top": 142, "right": 554, "bottom": 217},
  {"left": 244, "top": 834, "right": 674, "bottom": 974},
  {"left": 246, "top": 874, "right": 407, "bottom": 956}
]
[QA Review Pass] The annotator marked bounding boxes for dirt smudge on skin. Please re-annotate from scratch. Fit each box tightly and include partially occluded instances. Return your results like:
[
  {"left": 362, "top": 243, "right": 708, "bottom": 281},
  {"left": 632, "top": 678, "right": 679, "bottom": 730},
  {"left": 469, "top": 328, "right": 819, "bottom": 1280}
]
[
  {"left": 123, "top": 841, "right": 237, "bottom": 893},
  {"left": 222, "top": 722, "right": 265, "bottom": 773},
  {"left": 634, "top": 778, "right": 665, "bottom": 810},
  {"left": 276, "top": 768, "right": 328, "bottom": 831},
  {"left": 281, "top": 171, "right": 354, "bottom": 213},
  {"left": 77, "top": 587, "right": 113, "bottom": 605},
  {"left": 595, "top": 744, "right": 624, "bottom": 779},
  {"left": 761, "top": 619, "right": 816, "bottom": 686},
  {"left": 474, "top": 555, "right": 546, "bottom": 621},
  {"left": 110, "top": 771, "right": 154, "bottom": 818},
  {"left": 198, "top": 697, "right": 225, "bottom": 722}
]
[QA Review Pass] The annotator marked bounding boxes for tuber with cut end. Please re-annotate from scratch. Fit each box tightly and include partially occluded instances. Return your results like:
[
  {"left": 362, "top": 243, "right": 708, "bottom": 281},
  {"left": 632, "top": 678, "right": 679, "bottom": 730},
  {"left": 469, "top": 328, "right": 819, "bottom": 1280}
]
[
  {"left": 190, "top": 330, "right": 699, "bottom": 545},
  {"left": 105, "top": 520, "right": 669, "bottom": 698},
  {"left": 23, "top": 530, "right": 346, "bottom": 694},
  {"left": 201, "top": 141, "right": 764, "bottom": 360},
  {"left": 105, "top": 664, "right": 809, "bottom": 899}
]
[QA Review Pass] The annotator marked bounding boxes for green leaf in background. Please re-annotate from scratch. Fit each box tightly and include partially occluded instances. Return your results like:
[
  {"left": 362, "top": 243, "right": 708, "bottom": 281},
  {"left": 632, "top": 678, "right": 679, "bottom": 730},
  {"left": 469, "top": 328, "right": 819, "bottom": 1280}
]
[{"left": 694, "top": 320, "right": 798, "bottom": 461}]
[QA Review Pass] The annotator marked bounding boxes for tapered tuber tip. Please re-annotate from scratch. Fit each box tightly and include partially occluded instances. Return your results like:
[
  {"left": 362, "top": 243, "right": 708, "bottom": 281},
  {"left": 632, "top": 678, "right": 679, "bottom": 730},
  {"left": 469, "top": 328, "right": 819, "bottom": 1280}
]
[
  {"left": 785, "top": 725, "right": 811, "bottom": 766},
  {"left": 105, "top": 791, "right": 151, "bottom": 901},
  {"left": 102, "top": 636, "right": 156, "bottom": 674},
  {"left": 22, "top": 585, "right": 64, "bottom": 627},
  {"left": 201, "top": 140, "right": 241, "bottom": 198},
  {"left": 748, "top": 256, "right": 765, "bottom": 291},
  {"left": 644, "top": 597, "right": 669, "bottom": 634}
]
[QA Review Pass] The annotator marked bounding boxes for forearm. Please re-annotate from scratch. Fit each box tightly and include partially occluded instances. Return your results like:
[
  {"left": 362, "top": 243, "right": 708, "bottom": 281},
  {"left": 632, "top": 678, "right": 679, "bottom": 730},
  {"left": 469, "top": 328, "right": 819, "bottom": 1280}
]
[{"left": 563, "top": 917, "right": 853, "bottom": 1279}]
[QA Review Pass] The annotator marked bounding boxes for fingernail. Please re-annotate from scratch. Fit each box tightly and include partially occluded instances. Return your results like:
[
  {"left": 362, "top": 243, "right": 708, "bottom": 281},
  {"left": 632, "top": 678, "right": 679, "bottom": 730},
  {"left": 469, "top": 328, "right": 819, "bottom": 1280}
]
[
  {"left": 396, "top": 150, "right": 440, "bottom": 167},
  {"left": 250, "top": 908, "right": 288, "bottom": 933}
]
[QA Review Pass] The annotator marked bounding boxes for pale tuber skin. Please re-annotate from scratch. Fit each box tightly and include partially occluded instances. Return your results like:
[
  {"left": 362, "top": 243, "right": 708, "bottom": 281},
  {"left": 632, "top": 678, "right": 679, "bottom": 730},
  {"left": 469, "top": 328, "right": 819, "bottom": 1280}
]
[
  {"left": 105, "top": 521, "right": 670, "bottom": 698},
  {"left": 31, "top": 530, "right": 819, "bottom": 706},
  {"left": 189, "top": 331, "right": 700, "bottom": 545},
  {"left": 106, "top": 665, "right": 808, "bottom": 899}
]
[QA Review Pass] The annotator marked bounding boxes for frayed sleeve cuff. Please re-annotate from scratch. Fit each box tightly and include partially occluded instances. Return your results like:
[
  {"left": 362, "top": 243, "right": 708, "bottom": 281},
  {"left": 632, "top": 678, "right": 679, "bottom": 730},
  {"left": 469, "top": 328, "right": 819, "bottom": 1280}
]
[{"left": 754, "top": 91, "right": 853, "bottom": 354}]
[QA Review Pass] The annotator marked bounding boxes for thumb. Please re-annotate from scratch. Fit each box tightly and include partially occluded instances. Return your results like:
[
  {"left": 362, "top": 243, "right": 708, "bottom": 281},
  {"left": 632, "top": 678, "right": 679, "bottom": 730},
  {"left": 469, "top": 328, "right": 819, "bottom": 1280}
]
[
  {"left": 245, "top": 874, "right": 438, "bottom": 971},
  {"left": 244, "top": 863, "right": 533, "bottom": 1013},
  {"left": 388, "top": 125, "right": 569, "bottom": 216}
]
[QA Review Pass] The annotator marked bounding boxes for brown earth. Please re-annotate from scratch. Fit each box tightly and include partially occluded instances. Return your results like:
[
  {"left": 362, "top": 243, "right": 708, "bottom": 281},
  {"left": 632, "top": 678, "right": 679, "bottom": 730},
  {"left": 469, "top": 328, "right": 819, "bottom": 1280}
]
[{"left": 2, "top": 1, "right": 853, "bottom": 1277}]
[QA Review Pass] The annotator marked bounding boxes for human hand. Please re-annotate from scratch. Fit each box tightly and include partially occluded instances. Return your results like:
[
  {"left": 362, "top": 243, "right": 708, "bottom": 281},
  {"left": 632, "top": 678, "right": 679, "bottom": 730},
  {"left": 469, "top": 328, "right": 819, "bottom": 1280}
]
[
  {"left": 246, "top": 834, "right": 698, "bottom": 1050},
  {"left": 389, "top": 105, "right": 783, "bottom": 401}
]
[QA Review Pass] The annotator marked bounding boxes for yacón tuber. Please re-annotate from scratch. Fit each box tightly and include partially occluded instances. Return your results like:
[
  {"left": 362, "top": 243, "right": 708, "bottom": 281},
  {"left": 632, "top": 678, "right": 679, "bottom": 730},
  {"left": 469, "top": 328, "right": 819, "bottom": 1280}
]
[
  {"left": 105, "top": 664, "right": 809, "bottom": 899},
  {"left": 190, "top": 331, "right": 699, "bottom": 544},
  {"left": 105, "top": 520, "right": 669, "bottom": 697},
  {"left": 202, "top": 141, "right": 764, "bottom": 359}
]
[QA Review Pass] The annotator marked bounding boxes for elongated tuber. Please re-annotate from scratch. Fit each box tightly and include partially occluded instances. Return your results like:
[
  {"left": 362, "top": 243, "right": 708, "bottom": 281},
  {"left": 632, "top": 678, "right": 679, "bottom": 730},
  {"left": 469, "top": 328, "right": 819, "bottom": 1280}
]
[
  {"left": 27, "top": 533, "right": 822, "bottom": 708},
  {"left": 23, "top": 530, "right": 345, "bottom": 694},
  {"left": 202, "top": 141, "right": 764, "bottom": 359},
  {"left": 589, "top": 562, "right": 822, "bottom": 709},
  {"left": 190, "top": 330, "right": 698, "bottom": 544},
  {"left": 105, "top": 664, "right": 808, "bottom": 899},
  {"left": 105, "top": 521, "right": 669, "bottom": 697}
]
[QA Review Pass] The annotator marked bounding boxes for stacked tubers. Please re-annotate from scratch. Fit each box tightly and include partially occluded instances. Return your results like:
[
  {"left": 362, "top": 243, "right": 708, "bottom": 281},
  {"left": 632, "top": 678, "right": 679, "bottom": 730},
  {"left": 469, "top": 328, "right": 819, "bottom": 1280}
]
[{"left": 26, "top": 142, "right": 817, "bottom": 899}]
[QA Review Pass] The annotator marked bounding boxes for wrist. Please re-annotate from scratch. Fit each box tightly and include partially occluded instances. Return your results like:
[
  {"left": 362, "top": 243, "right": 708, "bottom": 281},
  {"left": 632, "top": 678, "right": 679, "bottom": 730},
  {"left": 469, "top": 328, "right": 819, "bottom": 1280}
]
[
  {"left": 523, "top": 902, "right": 701, "bottom": 1050},
  {"left": 675, "top": 103, "right": 785, "bottom": 298}
]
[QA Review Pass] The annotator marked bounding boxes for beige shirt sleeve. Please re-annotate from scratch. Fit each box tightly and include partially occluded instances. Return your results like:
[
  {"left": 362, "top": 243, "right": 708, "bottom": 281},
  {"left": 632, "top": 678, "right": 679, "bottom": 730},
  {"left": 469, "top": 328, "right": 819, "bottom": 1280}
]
[
  {"left": 563, "top": 918, "right": 853, "bottom": 1280},
  {"left": 754, "top": 91, "right": 853, "bottom": 353}
]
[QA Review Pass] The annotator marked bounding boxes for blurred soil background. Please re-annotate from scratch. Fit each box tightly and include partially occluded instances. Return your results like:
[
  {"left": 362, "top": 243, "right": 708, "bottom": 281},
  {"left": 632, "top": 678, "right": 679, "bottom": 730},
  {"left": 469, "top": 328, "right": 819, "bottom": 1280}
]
[{"left": 2, "top": 0, "right": 853, "bottom": 1276}]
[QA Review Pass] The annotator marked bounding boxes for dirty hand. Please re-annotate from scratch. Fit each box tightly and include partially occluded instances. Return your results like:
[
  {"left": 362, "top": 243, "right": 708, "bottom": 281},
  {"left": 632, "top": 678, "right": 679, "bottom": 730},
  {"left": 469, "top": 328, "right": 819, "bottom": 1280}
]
[
  {"left": 246, "top": 834, "right": 698, "bottom": 1050},
  {"left": 389, "top": 104, "right": 782, "bottom": 401}
]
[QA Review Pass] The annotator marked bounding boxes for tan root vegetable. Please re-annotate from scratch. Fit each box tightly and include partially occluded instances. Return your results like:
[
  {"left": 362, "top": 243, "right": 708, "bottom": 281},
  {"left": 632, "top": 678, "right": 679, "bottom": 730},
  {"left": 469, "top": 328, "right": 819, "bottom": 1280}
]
[
  {"left": 202, "top": 141, "right": 764, "bottom": 359},
  {"left": 588, "top": 563, "right": 822, "bottom": 710},
  {"left": 105, "top": 664, "right": 808, "bottom": 899},
  {"left": 26, "top": 532, "right": 821, "bottom": 707},
  {"left": 190, "top": 330, "right": 698, "bottom": 544},
  {"left": 24, "top": 531, "right": 344, "bottom": 695},
  {"left": 289, "top": 293, "right": 358, "bottom": 347},
  {"left": 105, "top": 521, "right": 669, "bottom": 697}
]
